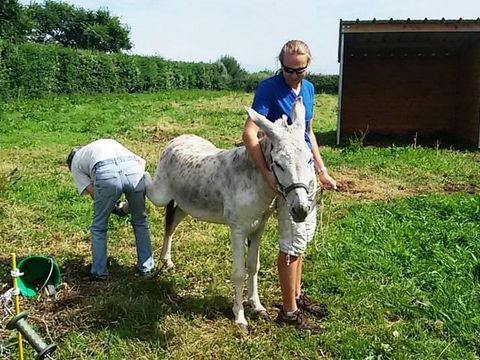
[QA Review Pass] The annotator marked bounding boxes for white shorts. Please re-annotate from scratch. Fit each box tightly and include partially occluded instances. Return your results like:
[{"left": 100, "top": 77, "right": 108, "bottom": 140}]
[{"left": 277, "top": 173, "right": 317, "bottom": 257}]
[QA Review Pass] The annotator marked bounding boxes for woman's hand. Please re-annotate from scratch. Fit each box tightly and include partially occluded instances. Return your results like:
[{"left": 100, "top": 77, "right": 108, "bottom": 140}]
[{"left": 317, "top": 167, "right": 337, "bottom": 190}]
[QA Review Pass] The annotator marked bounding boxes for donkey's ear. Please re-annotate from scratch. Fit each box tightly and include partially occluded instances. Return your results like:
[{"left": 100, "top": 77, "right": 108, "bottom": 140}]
[
  {"left": 245, "top": 107, "right": 281, "bottom": 142},
  {"left": 280, "top": 114, "right": 289, "bottom": 128},
  {"left": 291, "top": 96, "right": 306, "bottom": 135}
]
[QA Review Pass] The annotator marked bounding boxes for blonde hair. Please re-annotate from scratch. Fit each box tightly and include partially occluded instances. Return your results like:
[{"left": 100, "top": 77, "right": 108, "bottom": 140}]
[{"left": 278, "top": 40, "right": 312, "bottom": 66}]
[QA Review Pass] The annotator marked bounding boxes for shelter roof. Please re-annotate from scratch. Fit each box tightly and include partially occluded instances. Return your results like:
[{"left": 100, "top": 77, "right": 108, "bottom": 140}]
[{"left": 338, "top": 18, "right": 480, "bottom": 61}]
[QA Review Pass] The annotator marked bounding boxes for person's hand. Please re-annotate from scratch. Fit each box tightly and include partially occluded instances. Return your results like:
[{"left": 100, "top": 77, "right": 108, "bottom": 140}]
[
  {"left": 318, "top": 169, "right": 337, "bottom": 190},
  {"left": 112, "top": 200, "right": 129, "bottom": 217}
]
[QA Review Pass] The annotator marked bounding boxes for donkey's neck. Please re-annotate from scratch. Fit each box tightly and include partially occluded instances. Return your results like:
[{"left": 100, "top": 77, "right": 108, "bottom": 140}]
[
  {"left": 234, "top": 138, "right": 276, "bottom": 203},
  {"left": 197, "top": 139, "right": 277, "bottom": 209}
]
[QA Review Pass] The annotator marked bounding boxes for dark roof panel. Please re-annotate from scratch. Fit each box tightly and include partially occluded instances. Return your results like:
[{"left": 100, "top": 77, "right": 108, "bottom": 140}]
[
  {"left": 341, "top": 18, "right": 480, "bottom": 26},
  {"left": 338, "top": 18, "right": 480, "bottom": 61},
  {"left": 340, "top": 18, "right": 480, "bottom": 34}
]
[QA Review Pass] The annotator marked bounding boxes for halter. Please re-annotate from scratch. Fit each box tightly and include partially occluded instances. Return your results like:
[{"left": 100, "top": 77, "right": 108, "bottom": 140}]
[
  {"left": 270, "top": 166, "right": 309, "bottom": 199},
  {"left": 266, "top": 143, "right": 310, "bottom": 199}
]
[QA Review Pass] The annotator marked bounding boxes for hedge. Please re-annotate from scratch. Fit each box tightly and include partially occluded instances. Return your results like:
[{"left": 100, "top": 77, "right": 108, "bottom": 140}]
[{"left": 0, "top": 41, "right": 338, "bottom": 100}]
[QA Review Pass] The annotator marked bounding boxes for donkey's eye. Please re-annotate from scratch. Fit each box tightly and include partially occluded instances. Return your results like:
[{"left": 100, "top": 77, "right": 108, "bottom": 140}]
[
  {"left": 274, "top": 162, "right": 284, "bottom": 171},
  {"left": 308, "top": 158, "right": 313, "bottom": 165}
]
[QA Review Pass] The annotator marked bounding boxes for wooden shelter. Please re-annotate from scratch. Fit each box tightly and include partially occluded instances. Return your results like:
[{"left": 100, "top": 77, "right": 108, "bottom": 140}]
[{"left": 337, "top": 19, "right": 480, "bottom": 148}]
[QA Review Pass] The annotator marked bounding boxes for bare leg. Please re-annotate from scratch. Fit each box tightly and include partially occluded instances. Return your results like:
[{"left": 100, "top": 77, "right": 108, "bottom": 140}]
[
  {"left": 295, "top": 255, "right": 303, "bottom": 298},
  {"left": 277, "top": 252, "right": 299, "bottom": 313}
]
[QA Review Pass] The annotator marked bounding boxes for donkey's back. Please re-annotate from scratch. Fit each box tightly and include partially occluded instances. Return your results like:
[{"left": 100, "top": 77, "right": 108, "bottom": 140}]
[{"left": 147, "top": 134, "right": 271, "bottom": 226}]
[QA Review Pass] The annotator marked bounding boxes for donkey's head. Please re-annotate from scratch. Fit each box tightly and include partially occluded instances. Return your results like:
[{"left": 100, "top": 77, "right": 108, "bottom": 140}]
[{"left": 246, "top": 97, "right": 315, "bottom": 222}]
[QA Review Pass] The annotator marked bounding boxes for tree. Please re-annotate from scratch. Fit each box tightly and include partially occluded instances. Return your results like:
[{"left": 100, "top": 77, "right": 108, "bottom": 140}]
[
  {"left": 219, "top": 55, "right": 247, "bottom": 80},
  {"left": 0, "top": 0, "right": 30, "bottom": 43},
  {"left": 218, "top": 55, "right": 248, "bottom": 90},
  {"left": 25, "top": 0, "right": 132, "bottom": 52}
]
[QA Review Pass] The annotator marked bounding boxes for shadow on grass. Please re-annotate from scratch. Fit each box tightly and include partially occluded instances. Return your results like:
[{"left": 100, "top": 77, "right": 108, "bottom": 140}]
[
  {"left": 315, "top": 128, "right": 480, "bottom": 151},
  {"left": 0, "top": 255, "right": 232, "bottom": 351},
  {"left": 314, "top": 130, "right": 337, "bottom": 147},
  {"left": 327, "top": 130, "right": 480, "bottom": 150}
]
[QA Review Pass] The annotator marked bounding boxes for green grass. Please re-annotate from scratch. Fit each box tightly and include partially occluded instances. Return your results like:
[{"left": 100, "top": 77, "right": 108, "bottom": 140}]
[{"left": 0, "top": 91, "right": 479, "bottom": 359}]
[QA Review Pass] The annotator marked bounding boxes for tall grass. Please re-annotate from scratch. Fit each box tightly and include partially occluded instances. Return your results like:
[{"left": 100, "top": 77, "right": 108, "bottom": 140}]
[{"left": 0, "top": 91, "right": 478, "bottom": 359}]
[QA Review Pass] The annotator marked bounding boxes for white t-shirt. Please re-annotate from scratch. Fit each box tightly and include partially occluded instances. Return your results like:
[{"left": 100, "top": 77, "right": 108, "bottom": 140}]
[{"left": 71, "top": 139, "right": 146, "bottom": 195}]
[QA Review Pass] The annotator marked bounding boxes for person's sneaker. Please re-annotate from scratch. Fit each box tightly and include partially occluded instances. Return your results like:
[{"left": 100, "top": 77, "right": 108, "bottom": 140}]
[
  {"left": 297, "top": 293, "right": 329, "bottom": 319},
  {"left": 276, "top": 309, "right": 326, "bottom": 334},
  {"left": 135, "top": 269, "right": 154, "bottom": 278},
  {"left": 87, "top": 273, "right": 108, "bottom": 282}
]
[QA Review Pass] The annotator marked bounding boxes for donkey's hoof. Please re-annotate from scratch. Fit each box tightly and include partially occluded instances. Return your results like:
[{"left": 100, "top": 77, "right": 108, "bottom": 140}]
[
  {"left": 254, "top": 309, "right": 270, "bottom": 321},
  {"left": 161, "top": 260, "right": 175, "bottom": 270},
  {"left": 236, "top": 323, "right": 249, "bottom": 335}
]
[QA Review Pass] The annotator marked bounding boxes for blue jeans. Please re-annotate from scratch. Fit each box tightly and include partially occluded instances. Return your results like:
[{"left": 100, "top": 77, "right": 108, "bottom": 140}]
[{"left": 90, "top": 157, "right": 154, "bottom": 277}]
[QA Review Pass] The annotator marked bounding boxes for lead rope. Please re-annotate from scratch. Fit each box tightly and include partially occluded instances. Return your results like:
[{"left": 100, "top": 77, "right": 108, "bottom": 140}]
[
  {"left": 315, "top": 187, "right": 334, "bottom": 251},
  {"left": 36, "top": 259, "right": 54, "bottom": 299},
  {"left": 318, "top": 188, "right": 325, "bottom": 249}
]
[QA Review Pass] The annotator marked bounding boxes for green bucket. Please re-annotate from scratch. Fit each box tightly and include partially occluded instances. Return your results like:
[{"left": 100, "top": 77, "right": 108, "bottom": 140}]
[{"left": 17, "top": 256, "right": 61, "bottom": 297}]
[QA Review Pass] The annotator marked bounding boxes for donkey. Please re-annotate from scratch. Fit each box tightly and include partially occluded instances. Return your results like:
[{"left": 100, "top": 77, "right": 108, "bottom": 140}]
[{"left": 145, "top": 97, "right": 315, "bottom": 328}]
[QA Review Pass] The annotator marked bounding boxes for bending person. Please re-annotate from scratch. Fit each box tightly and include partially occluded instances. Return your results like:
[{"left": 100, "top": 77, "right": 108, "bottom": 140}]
[{"left": 67, "top": 139, "right": 154, "bottom": 281}]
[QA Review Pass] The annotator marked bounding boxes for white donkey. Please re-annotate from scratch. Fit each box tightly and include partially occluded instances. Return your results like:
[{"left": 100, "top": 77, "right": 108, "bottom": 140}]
[{"left": 146, "top": 97, "right": 315, "bottom": 329}]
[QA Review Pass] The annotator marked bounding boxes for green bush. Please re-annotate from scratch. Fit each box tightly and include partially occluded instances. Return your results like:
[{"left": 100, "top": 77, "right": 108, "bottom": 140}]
[
  {"left": 0, "top": 41, "right": 338, "bottom": 101},
  {"left": 3, "top": 42, "right": 59, "bottom": 98},
  {"left": 0, "top": 41, "right": 13, "bottom": 99},
  {"left": 244, "top": 70, "right": 273, "bottom": 92},
  {"left": 55, "top": 47, "right": 83, "bottom": 94},
  {"left": 134, "top": 55, "right": 158, "bottom": 92},
  {"left": 112, "top": 54, "right": 140, "bottom": 93},
  {"left": 307, "top": 73, "right": 339, "bottom": 94}
]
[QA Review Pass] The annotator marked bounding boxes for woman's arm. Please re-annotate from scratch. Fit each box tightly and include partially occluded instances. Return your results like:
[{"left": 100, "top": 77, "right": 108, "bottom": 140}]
[
  {"left": 309, "top": 120, "right": 337, "bottom": 190},
  {"left": 243, "top": 117, "right": 280, "bottom": 195}
]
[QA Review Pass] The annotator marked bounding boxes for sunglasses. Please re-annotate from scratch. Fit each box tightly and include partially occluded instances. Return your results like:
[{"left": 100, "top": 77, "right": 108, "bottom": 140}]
[{"left": 282, "top": 63, "right": 308, "bottom": 75}]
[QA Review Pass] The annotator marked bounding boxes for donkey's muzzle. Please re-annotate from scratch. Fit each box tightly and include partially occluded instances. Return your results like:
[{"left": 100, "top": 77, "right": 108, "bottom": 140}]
[{"left": 290, "top": 204, "right": 310, "bottom": 223}]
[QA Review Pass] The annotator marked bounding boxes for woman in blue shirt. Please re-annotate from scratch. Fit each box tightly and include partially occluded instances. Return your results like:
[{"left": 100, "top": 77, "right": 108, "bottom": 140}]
[{"left": 243, "top": 40, "right": 336, "bottom": 332}]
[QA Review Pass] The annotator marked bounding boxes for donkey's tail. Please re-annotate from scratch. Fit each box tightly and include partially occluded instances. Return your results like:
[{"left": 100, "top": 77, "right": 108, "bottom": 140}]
[{"left": 165, "top": 200, "right": 176, "bottom": 233}]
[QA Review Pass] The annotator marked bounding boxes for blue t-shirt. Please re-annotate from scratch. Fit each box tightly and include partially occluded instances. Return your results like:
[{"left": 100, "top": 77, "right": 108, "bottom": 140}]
[{"left": 252, "top": 74, "right": 315, "bottom": 149}]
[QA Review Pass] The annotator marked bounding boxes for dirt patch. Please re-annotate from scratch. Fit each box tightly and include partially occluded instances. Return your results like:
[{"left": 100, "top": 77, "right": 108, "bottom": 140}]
[
  {"left": 443, "top": 183, "right": 478, "bottom": 194},
  {"left": 0, "top": 269, "right": 101, "bottom": 346},
  {"left": 142, "top": 121, "right": 198, "bottom": 147},
  {"left": 332, "top": 169, "right": 477, "bottom": 201},
  {"left": 189, "top": 94, "right": 252, "bottom": 111},
  {"left": 29, "top": 281, "right": 96, "bottom": 338},
  {"left": 333, "top": 169, "right": 410, "bottom": 201}
]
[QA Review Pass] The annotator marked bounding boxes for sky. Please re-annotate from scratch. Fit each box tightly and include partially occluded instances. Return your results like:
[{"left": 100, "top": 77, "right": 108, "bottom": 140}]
[{"left": 19, "top": 0, "right": 480, "bottom": 74}]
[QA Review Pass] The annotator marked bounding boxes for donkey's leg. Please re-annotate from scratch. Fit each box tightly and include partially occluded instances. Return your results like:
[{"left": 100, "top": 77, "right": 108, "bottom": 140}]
[
  {"left": 247, "top": 225, "right": 268, "bottom": 318},
  {"left": 161, "top": 200, "right": 187, "bottom": 269},
  {"left": 230, "top": 226, "right": 248, "bottom": 328}
]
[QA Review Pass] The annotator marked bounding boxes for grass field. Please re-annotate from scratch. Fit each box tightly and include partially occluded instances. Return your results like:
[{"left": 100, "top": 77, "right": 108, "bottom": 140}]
[{"left": 0, "top": 90, "right": 479, "bottom": 359}]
